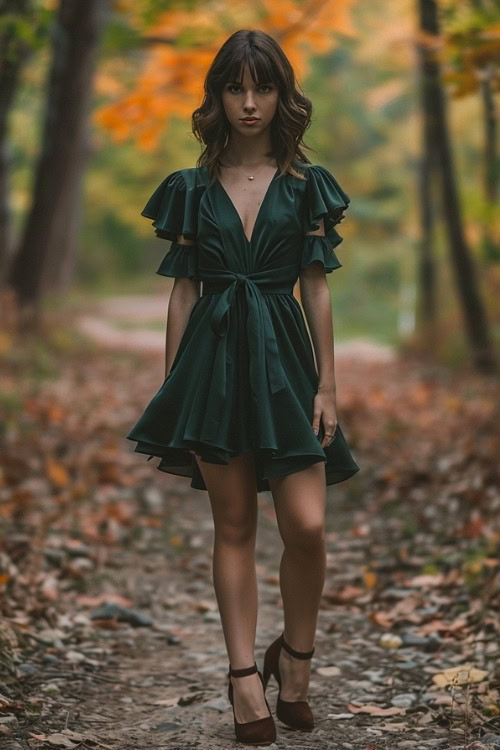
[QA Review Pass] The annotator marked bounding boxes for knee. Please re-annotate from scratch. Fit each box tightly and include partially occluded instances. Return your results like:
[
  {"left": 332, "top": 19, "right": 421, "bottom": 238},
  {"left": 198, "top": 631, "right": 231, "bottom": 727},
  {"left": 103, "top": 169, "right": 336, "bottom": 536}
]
[
  {"left": 282, "top": 521, "right": 325, "bottom": 556},
  {"left": 215, "top": 515, "right": 256, "bottom": 547}
]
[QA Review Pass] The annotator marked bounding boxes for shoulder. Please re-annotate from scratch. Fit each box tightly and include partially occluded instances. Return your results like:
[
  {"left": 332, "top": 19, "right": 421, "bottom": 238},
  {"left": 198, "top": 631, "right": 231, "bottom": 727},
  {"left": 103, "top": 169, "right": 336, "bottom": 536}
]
[
  {"left": 284, "top": 162, "right": 334, "bottom": 189},
  {"left": 163, "top": 167, "right": 203, "bottom": 191}
]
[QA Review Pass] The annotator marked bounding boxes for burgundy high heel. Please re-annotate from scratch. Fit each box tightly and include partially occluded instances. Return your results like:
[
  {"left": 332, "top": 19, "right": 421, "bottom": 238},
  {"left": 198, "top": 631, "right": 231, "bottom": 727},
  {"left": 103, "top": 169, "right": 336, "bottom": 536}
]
[
  {"left": 227, "top": 661, "right": 277, "bottom": 745},
  {"left": 262, "top": 632, "right": 315, "bottom": 731}
]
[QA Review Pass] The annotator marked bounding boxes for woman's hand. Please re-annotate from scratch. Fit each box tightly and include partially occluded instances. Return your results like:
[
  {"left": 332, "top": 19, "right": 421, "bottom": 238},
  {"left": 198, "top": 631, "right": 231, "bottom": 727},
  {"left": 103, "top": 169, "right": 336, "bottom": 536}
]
[{"left": 312, "top": 384, "right": 338, "bottom": 448}]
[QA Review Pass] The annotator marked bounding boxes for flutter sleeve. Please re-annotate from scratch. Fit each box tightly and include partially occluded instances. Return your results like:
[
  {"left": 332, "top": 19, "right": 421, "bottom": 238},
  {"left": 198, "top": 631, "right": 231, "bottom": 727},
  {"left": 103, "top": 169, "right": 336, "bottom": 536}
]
[
  {"left": 300, "top": 164, "right": 351, "bottom": 274},
  {"left": 141, "top": 169, "right": 199, "bottom": 279}
]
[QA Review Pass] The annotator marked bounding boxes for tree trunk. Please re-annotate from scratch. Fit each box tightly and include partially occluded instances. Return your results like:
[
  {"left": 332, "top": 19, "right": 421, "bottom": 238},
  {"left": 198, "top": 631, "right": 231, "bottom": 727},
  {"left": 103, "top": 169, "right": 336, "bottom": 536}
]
[
  {"left": 417, "top": 0, "right": 497, "bottom": 374},
  {"left": 0, "top": 0, "right": 32, "bottom": 283},
  {"left": 478, "top": 63, "right": 499, "bottom": 263},
  {"left": 8, "top": 0, "right": 109, "bottom": 328},
  {"left": 415, "top": 27, "right": 439, "bottom": 355},
  {"left": 471, "top": 0, "right": 498, "bottom": 262}
]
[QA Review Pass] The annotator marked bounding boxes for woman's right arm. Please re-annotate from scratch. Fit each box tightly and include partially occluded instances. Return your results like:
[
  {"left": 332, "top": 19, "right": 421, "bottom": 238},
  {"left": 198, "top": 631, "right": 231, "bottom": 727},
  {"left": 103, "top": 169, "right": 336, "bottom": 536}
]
[{"left": 164, "top": 236, "right": 200, "bottom": 378}]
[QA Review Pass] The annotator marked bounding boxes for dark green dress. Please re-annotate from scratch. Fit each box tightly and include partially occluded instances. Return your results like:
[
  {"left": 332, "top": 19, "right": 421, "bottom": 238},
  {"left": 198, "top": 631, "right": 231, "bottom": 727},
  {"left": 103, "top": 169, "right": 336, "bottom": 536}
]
[{"left": 126, "top": 161, "right": 360, "bottom": 492}]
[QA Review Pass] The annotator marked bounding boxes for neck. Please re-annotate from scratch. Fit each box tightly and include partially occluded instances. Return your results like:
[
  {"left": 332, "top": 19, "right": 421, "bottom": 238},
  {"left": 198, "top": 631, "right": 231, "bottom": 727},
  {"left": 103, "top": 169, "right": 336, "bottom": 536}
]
[{"left": 222, "top": 130, "right": 274, "bottom": 167}]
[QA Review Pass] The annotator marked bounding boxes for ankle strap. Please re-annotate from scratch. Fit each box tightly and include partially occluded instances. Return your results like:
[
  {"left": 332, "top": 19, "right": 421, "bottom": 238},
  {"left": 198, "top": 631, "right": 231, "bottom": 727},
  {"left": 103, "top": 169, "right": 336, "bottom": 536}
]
[
  {"left": 229, "top": 661, "right": 258, "bottom": 677},
  {"left": 281, "top": 632, "right": 315, "bottom": 659}
]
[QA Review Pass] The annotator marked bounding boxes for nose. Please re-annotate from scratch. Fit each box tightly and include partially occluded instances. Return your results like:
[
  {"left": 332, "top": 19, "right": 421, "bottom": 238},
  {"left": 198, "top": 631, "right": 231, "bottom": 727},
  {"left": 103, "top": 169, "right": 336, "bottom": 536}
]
[{"left": 243, "top": 91, "right": 257, "bottom": 112}]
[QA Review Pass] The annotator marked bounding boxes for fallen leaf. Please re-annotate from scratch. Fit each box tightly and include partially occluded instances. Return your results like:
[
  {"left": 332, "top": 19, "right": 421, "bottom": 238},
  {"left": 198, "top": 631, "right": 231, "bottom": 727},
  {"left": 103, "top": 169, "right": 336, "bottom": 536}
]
[{"left": 346, "top": 703, "right": 406, "bottom": 716}]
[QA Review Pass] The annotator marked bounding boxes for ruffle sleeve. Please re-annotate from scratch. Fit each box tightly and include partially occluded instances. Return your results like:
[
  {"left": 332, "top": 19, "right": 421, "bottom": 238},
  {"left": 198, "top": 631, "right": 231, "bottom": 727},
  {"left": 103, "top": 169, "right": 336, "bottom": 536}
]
[
  {"left": 300, "top": 164, "right": 351, "bottom": 274},
  {"left": 141, "top": 169, "right": 201, "bottom": 280}
]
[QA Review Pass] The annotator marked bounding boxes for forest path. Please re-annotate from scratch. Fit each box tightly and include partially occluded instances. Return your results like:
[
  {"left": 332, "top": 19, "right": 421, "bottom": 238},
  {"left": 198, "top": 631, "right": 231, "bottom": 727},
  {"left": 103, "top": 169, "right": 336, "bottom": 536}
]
[
  {"left": 75, "top": 292, "right": 396, "bottom": 362},
  {"left": 3, "top": 301, "right": 496, "bottom": 750}
]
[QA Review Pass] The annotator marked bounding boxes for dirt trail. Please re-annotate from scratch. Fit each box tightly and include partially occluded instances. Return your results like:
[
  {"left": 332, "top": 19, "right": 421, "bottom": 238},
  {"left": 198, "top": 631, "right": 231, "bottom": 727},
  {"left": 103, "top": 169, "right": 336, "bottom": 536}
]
[
  {"left": 3, "top": 298, "right": 496, "bottom": 750},
  {"left": 75, "top": 294, "right": 396, "bottom": 363}
]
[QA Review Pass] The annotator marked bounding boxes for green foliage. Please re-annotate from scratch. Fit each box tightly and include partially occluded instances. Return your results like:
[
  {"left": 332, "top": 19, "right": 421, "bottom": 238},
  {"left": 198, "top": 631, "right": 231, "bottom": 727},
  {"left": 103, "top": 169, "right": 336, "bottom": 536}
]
[{"left": 0, "top": 6, "right": 53, "bottom": 61}]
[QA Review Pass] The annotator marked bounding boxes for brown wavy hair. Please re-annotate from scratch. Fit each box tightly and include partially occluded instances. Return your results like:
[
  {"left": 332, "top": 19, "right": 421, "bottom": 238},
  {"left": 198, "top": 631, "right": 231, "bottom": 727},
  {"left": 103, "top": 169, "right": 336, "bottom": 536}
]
[{"left": 192, "top": 29, "right": 314, "bottom": 184}]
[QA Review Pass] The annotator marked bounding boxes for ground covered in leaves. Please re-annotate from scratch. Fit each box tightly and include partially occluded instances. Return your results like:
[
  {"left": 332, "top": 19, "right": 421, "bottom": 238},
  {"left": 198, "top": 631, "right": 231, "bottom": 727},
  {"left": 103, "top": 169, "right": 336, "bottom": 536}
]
[{"left": 0, "top": 311, "right": 499, "bottom": 750}]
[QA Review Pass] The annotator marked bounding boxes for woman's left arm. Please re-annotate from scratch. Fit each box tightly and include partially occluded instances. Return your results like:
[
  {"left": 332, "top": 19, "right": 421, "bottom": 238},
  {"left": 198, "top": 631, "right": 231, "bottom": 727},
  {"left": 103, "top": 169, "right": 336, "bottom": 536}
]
[{"left": 299, "top": 219, "right": 338, "bottom": 448}]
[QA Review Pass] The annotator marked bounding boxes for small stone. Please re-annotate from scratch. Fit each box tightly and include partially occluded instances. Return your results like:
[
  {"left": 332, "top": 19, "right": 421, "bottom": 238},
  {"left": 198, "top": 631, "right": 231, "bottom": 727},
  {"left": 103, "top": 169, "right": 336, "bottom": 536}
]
[
  {"left": 362, "top": 669, "right": 385, "bottom": 683},
  {"left": 317, "top": 665, "right": 341, "bottom": 677},
  {"left": 65, "top": 650, "right": 86, "bottom": 663},
  {"left": 90, "top": 603, "right": 153, "bottom": 627},
  {"left": 204, "top": 696, "right": 230, "bottom": 712},
  {"left": 152, "top": 721, "right": 182, "bottom": 732},
  {"left": 391, "top": 693, "right": 417, "bottom": 708},
  {"left": 0, "top": 715, "right": 18, "bottom": 727},
  {"left": 17, "top": 662, "right": 38, "bottom": 676},
  {"left": 327, "top": 713, "right": 354, "bottom": 720},
  {"left": 483, "top": 734, "right": 500, "bottom": 748},
  {"left": 401, "top": 631, "right": 429, "bottom": 646},
  {"left": 395, "top": 660, "right": 418, "bottom": 669},
  {"left": 143, "top": 486, "right": 164, "bottom": 511},
  {"left": 397, "top": 741, "right": 418, "bottom": 748},
  {"left": 379, "top": 633, "right": 403, "bottom": 649},
  {"left": 41, "top": 682, "right": 61, "bottom": 695},
  {"left": 42, "top": 653, "right": 60, "bottom": 665},
  {"left": 203, "top": 611, "right": 220, "bottom": 623}
]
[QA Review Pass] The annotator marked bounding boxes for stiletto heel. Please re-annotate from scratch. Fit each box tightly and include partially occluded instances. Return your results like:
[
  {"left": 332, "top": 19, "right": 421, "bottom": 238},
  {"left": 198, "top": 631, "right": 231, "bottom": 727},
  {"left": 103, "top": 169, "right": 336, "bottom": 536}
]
[
  {"left": 262, "top": 632, "right": 315, "bottom": 731},
  {"left": 227, "top": 661, "right": 277, "bottom": 745}
]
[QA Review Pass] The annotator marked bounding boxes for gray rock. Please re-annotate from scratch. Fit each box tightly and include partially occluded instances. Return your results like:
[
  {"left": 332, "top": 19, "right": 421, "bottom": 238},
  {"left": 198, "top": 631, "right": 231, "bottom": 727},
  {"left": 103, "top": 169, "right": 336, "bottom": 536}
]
[
  {"left": 203, "top": 611, "right": 220, "bottom": 623},
  {"left": 397, "top": 741, "right": 418, "bottom": 748},
  {"left": 17, "top": 662, "right": 38, "bottom": 676},
  {"left": 40, "top": 682, "right": 61, "bottom": 695},
  {"left": 391, "top": 692, "right": 417, "bottom": 708},
  {"left": 42, "top": 653, "right": 60, "bottom": 665},
  {"left": 395, "top": 660, "right": 418, "bottom": 669},
  {"left": 152, "top": 721, "right": 182, "bottom": 731},
  {"left": 483, "top": 734, "right": 500, "bottom": 748},
  {"left": 0, "top": 715, "right": 18, "bottom": 727},
  {"left": 90, "top": 603, "right": 153, "bottom": 627},
  {"left": 345, "top": 679, "right": 377, "bottom": 690},
  {"left": 362, "top": 669, "right": 385, "bottom": 684},
  {"left": 204, "top": 696, "right": 230, "bottom": 712}
]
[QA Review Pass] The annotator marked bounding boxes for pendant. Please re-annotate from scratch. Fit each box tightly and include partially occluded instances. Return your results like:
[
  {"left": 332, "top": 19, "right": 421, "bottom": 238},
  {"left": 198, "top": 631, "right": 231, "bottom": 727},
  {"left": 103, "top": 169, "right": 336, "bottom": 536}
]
[{"left": 248, "top": 175, "right": 254, "bottom": 180}]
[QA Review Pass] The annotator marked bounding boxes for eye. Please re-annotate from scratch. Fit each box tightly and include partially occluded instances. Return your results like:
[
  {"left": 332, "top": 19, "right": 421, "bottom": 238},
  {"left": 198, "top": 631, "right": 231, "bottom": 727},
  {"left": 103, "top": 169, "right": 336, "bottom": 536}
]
[
  {"left": 259, "top": 84, "right": 274, "bottom": 93},
  {"left": 227, "top": 84, "right": 242, "bottom": 94}
]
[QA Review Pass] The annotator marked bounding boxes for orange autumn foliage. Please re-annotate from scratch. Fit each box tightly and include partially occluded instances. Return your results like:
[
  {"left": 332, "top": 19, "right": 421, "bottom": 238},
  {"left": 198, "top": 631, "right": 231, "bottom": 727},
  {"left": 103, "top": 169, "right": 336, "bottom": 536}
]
[{"left": 94, "top": 0, "right": 356, "bottom": 151}]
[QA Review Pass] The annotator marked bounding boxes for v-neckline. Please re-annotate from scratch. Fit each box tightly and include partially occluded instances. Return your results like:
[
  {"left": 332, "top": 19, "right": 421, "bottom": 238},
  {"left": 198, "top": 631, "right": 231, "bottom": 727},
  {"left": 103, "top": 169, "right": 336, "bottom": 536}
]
[{"left": 216, "top": 167, "right": 280, "bottom": 245}]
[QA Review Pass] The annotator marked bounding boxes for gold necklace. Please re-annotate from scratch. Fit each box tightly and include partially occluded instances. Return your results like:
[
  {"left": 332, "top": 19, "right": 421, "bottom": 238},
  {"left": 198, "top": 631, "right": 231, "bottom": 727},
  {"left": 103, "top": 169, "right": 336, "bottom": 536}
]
[{"left": 217, "top": 157, "right": 274, "bottom": 181}]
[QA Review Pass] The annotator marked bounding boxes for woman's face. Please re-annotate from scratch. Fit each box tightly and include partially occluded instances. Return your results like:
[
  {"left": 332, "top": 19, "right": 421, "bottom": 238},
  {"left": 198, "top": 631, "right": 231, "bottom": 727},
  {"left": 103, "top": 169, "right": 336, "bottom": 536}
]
[{"left": 221, "top": 64, "right": 278, "bottom": 138}]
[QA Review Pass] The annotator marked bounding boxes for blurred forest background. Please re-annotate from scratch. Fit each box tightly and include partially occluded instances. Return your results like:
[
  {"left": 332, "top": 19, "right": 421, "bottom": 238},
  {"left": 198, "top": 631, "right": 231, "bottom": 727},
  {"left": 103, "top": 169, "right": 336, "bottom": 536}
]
[
  {"left": 0, "top": 2, "right": 499, "bottom": 748},
  {"left": 0, "top": 0, "right": 498, "bottom": 362}
]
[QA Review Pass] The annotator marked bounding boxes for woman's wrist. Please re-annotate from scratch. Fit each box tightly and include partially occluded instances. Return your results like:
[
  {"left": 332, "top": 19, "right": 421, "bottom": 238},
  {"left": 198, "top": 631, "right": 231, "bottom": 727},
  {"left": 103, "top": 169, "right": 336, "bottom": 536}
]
[{"left": 317, "top": 382, "right": 336, "bottom": 392}]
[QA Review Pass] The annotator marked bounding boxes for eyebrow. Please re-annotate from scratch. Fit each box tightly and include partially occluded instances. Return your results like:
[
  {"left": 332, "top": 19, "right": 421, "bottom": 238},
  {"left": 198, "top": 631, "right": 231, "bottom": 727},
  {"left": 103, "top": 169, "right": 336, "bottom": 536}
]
[{"left": 225, "top": 80, "right": 273, "bottom": 86}]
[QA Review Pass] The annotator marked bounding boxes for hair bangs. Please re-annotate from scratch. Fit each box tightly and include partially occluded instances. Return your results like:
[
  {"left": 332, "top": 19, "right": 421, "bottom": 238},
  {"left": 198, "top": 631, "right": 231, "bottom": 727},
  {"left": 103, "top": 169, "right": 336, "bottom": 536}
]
[{"left": 226, "top": 46, "right": 279, "bottom": 88}]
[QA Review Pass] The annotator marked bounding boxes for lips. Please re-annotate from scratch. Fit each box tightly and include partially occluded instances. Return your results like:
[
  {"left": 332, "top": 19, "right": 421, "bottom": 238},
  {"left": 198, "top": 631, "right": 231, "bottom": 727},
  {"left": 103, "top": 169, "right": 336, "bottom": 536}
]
[{"left": 241, "top": 117, "right": 259, "bottom": 122}]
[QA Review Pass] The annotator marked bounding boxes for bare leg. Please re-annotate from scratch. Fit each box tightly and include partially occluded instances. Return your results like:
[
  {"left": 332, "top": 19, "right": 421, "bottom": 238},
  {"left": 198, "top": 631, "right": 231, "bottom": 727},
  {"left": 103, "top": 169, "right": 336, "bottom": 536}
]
[
  {"left": 268, "top": 461, "right": 327, "bottom": 701},
  {"left": 193, "top": 450, "right": 270, "bottom": 723}
]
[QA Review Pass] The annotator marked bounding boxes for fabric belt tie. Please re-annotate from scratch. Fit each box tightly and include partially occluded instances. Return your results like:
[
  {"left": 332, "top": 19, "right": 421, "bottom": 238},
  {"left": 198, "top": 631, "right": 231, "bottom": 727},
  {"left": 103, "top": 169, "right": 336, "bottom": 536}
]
[{"left": 200, "top": 273, "right": 293, "bottom": 434}]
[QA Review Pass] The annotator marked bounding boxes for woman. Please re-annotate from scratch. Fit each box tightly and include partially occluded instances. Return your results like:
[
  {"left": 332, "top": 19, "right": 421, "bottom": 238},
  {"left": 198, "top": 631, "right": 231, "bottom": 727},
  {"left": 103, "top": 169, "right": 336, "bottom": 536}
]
[{"left": 127, "top": 28, "right": 360, "bottom": 746}]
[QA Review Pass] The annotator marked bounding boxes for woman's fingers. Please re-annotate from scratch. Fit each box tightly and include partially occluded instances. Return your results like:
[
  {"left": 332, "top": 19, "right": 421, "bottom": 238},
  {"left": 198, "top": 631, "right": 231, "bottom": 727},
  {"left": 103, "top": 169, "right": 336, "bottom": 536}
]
[
  {"left": 312, "top": 403, "right": 322, "bottom": 436},
  {"left": 321, "top": 419, "right": 338, "bottom": 448},
  {"left": 313, "top": 394, "right": 338, "bottom": 447}
]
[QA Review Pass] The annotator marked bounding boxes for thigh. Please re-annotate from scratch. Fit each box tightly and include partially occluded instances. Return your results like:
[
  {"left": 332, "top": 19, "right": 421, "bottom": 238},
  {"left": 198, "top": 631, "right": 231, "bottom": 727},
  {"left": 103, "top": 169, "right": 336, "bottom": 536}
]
[
  {"left": 193, "top": 450, "right": 258, "bottom": 532},
  {"left": 268, "top": 461, "right": 326, "bottom": 542}
]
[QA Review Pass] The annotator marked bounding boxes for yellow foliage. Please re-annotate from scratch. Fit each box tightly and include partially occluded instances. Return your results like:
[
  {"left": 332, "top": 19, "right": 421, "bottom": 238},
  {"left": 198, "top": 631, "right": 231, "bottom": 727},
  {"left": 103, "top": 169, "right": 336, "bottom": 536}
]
[{"left": 94, "top": 0, "right": 357, "bottom": 150}]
